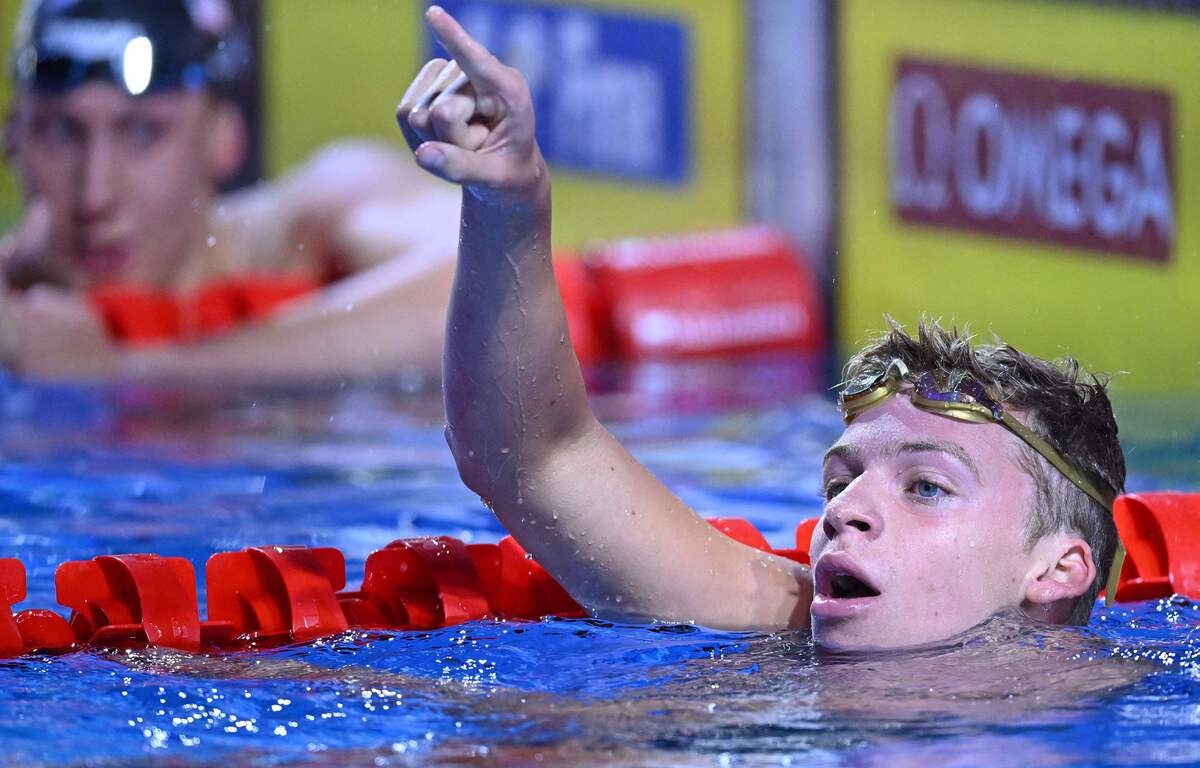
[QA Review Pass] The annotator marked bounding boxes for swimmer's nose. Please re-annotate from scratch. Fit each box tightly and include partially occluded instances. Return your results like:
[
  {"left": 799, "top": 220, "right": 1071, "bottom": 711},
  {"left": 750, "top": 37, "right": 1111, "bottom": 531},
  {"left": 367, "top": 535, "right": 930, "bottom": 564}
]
[
  {"left": 822, "top": 483, "right": 883, "bottom": 541},
  {"left": 77, "top": 136, "right": 120, "bottom": 222}
]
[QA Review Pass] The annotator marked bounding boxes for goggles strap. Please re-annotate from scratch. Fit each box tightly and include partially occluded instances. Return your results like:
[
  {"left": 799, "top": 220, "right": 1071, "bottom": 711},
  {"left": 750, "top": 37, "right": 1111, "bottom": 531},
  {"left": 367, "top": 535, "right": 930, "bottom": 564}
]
[
  {"left": 1104, "top": 542, "right": 1127, "bottom": 608},
  {"left": 995, "top": 412, "right": 1114, "bottom": 511}
]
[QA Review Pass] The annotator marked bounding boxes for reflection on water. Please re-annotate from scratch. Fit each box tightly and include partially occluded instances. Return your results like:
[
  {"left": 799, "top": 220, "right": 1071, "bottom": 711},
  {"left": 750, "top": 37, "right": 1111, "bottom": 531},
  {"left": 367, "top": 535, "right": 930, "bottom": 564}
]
[
  {"left": 0, "top": 364, "right": 1196, "bottom": 766},
  {"left": 0, "top": 608, "right": 1187, "bottom": 767}
]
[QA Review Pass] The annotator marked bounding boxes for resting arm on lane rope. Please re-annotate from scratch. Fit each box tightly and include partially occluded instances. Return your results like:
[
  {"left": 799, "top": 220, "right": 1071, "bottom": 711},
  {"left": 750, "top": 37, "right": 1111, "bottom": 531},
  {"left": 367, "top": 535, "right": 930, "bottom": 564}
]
[
  {"left": 399, "top": 7, "right": 811, "bottom": 631},
  {"left": 116, "top": 144, "right": 461, "bottom": 382},
  {"left": 1, "top": 140, "right": 459, "bottom": 380}
]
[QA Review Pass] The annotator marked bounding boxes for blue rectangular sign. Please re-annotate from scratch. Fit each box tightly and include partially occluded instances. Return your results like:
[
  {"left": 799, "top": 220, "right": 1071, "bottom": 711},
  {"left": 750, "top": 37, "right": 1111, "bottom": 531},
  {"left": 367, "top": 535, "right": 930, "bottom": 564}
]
[{"left": 427, "top": 0, "right": 690, "bottom": 184}]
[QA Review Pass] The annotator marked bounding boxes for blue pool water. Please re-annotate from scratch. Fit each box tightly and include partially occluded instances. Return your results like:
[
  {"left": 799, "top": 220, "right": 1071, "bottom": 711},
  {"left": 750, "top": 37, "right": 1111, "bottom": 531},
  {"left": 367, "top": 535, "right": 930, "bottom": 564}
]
[{"left": 0, "top": 360, "right": 1197, "bottom": 767}]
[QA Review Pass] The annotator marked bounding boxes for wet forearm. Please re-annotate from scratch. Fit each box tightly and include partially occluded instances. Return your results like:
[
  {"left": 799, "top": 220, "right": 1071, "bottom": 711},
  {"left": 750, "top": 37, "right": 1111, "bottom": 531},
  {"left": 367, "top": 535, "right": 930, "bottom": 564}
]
[
  {"left": 119, "top": 264, "right": 451, "bottom": 382},
  {"left": 443, "top": 180, "right": 594, "bottom": 499}
]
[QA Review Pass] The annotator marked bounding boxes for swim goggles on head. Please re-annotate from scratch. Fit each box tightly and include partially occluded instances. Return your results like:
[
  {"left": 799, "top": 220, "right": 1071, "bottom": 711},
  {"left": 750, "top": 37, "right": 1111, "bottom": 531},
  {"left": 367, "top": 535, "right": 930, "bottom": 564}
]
[
  {"left": 19, "top": 50, "right": 214, "bottom": 96},
  {"left": 12, "top": 0, "right": 242, "bottom": 97},
  {"left": 838, "top": 359, "right": 1126, "bottom": 607}
]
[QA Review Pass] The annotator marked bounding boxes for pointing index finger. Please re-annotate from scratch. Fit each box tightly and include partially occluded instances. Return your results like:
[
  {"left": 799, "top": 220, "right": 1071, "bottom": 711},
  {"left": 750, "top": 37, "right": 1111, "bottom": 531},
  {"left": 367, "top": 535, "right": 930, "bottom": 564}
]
[{"left": 426, "top": 6, "right": 503, "bottom": 92}]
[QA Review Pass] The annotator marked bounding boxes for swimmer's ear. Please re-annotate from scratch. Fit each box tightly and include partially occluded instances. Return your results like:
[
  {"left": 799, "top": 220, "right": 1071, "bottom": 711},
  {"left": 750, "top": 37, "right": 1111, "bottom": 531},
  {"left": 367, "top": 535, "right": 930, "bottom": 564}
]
[
  {"left": 1020, "top": 534, "right": 1097, "bottom": 624},
  {"left": 205, "top": 99, "right": 247, "bottom": 184}
]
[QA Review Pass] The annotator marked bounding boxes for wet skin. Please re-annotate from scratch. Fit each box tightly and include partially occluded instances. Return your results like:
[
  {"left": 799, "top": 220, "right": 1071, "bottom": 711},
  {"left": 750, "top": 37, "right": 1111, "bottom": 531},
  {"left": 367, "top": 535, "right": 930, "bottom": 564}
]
[
  {"left": 811, "top": 391, "right": 1044, "bottom": 650},
  {"left": 8, "top": 82, "right": 234, "bottom": 289}
]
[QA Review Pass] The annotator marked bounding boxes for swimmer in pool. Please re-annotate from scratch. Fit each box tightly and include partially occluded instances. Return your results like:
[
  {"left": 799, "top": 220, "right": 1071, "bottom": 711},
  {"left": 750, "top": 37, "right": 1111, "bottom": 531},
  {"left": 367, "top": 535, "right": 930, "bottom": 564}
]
[
  {"left": 0, "top": 0, "right": 459, "bottom": 380},
  {"left": 398, "top": 7, "right": 1126, "bottom": 650}
]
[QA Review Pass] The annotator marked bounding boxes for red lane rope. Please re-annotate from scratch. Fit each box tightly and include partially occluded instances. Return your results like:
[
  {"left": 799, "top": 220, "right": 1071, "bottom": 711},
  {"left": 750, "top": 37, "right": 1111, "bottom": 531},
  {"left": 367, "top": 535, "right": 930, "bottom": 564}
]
[{"left": 1, "top": 494, "right": 1193, "bottom": 658}]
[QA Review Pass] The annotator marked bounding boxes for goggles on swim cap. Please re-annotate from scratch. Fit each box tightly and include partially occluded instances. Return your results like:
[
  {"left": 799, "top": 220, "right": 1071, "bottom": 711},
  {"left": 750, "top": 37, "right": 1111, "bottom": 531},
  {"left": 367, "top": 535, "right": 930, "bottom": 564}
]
[
  {"left": 838, "top": 359, "right": 1127, "bottom": 607},
  {"left": 11, "top": 0, "right": 242, "bottom": 96}
]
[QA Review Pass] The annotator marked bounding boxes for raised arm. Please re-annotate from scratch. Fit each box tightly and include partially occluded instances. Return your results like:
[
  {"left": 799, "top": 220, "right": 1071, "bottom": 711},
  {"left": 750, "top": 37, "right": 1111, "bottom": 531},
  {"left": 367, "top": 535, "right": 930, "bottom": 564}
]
[{"left": 400, "top": 7, "right": 810, "bottom": 630}]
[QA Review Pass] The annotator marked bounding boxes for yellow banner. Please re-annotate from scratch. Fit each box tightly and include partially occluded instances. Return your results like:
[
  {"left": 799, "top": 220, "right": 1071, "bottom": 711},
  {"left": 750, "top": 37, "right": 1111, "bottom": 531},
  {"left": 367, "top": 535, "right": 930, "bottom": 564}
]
[
  {"left": 0, "top": 1, "right": 21, "bottom": 232},
  {"left": 839, "top": 0, "right": 1200, "bottom": 392},
  {"left": 265, "top": 0, "right": 744, "bottom": 248}
]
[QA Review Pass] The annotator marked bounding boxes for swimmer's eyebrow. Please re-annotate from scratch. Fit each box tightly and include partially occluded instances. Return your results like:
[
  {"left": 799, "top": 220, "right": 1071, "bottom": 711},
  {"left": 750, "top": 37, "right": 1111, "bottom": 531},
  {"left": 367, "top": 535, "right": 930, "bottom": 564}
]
[
  {"left": 822, "top": 443, "right": 862, "bottom": 468},
  {"left": 894, "top": 440, "right": 981, "bottom": 481}
]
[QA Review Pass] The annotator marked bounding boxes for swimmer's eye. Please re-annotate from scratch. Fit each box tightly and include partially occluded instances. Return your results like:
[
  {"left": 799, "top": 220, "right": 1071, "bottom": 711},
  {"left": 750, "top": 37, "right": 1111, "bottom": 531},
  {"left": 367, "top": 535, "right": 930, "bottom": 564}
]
[
  {"left": 31, "top": 114, "right": 83, "bottom": 146},
  {"left": 122, "top": 117, "right": 167, "bottom": 149},
  {"left": 822, "top": 479, "right": 849, "bottom": 501},
  {"left": 910, "top": 478, "right": 949, "bottom": 500}
]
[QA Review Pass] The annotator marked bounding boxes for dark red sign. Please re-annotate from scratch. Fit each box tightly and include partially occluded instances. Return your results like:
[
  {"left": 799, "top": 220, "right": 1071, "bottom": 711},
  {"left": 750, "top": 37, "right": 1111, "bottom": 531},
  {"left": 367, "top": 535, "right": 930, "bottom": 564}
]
[{"left": 889, "top": 57, "right": 1175, "bottom": 262}]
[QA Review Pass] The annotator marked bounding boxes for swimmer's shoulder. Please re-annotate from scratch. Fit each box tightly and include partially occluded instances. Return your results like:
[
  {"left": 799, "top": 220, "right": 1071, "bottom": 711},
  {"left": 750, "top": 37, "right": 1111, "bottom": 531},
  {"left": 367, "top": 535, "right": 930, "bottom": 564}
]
[
  {"left": 203, "top": 139, "right": 459, "bottom": 280},
  {"left": 282, "top": 138, "right": 457, "bottom": 202},
  {"left": 205, "top": 183, "right": 302, "bottom": 279}
]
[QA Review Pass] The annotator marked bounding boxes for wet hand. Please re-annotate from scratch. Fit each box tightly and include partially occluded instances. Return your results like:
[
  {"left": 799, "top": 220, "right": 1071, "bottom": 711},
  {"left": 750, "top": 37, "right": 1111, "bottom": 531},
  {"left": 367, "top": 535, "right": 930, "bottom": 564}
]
[
  {"left": 10, "top": 286, "right": 118, "bottom": 378},
  {"left": 397, "top": 6, "right": 545, "bottom": 204},
  {"left": 0, "top": 200, "right": 62, "bottom": 290}
]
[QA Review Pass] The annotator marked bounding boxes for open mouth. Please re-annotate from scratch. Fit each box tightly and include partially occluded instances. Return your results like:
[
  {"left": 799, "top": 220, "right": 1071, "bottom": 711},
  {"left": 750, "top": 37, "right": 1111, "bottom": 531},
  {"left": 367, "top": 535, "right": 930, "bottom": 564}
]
[
  {"left": 814, "top": 554, "right": 882, "bottom": 604},
  {"left": 828, "top": 572, "right": 880, "bottom": 600}
]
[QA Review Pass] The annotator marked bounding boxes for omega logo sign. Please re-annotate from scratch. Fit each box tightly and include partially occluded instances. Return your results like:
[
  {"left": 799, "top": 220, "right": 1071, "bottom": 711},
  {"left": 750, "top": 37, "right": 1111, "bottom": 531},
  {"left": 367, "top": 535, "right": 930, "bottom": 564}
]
[{"left": 889, "top": 58, "right": 1175, "bottom": 261}]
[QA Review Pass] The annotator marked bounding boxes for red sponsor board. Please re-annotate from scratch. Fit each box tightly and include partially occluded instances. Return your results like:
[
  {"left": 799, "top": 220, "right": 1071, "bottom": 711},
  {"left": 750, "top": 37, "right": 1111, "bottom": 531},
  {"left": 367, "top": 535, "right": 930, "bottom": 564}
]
[
  {"left": 889, "top": 57, "right": 1175, "bottom": 261},
  {"left": 587, "top": 227, "right": 825, "bottom": 360}
]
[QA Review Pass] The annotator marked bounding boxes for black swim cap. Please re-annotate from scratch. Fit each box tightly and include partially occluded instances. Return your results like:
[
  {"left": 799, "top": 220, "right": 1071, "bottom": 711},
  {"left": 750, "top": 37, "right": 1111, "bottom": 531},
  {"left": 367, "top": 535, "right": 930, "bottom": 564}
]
[{"left": 11, "top": 0, "right": 244, "bottom": 95}]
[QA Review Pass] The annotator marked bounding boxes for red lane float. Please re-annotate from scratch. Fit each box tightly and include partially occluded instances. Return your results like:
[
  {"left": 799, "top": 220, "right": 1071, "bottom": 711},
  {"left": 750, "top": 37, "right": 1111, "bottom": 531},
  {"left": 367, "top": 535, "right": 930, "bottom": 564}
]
[
  {"left": 1113, "top": 493, "right": 1200, "bottom": 602},
  {"left": 556, "top": 226, "right": 825, "bottom": 363},
  {"left": 346, "top": 537, "right": 491, "bottom": 630},
  {"left": 588, "top": 227, "right": 825, "bottom": 360},
  {"left": 553, "top": 255, "right": 605, "bottom": 365},
  {"left": 90, "top": 274, "right": 318, "bottom": 345},
  {"left": 1, "top": 558, "right": 74, "bottom": 655},
  {"left": 481, "top": 536, "right": 586, "bottom": 621},
  {"left": 0, "top": 559, "right": 29, "bottom": 656},
  {"left": 207, "top": 546, "right": 347, "bottom": 644},
  {"left": 0, "top": 493, "right": 1196, "bottom": 658},
  {"left": 58, "top": 554, "right": 210, "bottom": 651}
]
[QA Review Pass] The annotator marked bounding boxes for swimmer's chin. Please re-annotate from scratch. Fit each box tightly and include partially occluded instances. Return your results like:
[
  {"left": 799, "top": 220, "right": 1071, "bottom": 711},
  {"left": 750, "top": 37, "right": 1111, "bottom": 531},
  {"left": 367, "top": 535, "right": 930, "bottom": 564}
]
[
  {"left": 813, "top": 632, "right": 962, "bottom": 659},
  {"left": 812, "top": 609, "right": 1037, "bottom": 657}
]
